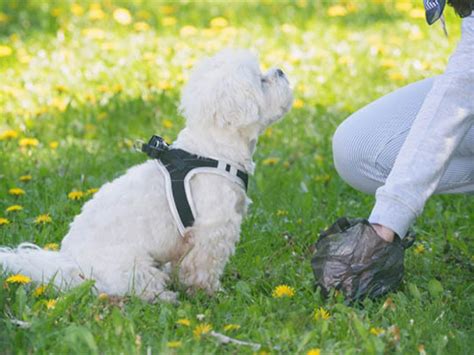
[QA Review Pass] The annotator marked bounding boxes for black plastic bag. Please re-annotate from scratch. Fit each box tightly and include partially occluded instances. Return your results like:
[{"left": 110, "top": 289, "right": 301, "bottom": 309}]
[{"left": 311, "top": 217, "right": 413, "bottom": 302}]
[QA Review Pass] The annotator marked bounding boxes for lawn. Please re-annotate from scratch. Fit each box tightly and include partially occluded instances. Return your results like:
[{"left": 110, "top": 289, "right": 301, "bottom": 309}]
[{"left": 0, "top": 1, "right": 473, "bottom": 354}]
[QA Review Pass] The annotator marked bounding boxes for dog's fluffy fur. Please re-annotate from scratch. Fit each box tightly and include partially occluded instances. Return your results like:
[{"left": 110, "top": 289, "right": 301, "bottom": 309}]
[{"left": 0, "top": 49, "right": 293, "bottom": 302}]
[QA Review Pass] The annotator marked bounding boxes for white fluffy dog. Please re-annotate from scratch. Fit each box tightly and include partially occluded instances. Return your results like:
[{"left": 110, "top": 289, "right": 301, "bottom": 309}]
[{"left": 0, "top": 49, "right": 293, "bottom": 302}]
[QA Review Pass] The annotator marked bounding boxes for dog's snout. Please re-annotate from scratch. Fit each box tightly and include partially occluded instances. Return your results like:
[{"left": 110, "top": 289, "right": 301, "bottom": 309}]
[{"left": 276, "top": 68, "right": 285, "bottom": 77}]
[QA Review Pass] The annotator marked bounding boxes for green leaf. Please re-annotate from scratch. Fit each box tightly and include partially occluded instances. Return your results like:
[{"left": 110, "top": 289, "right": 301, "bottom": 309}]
[
  {"left": 63, "top": 325, "right": 98, "bottom": 353},
  {"left": 14, "top": 286, "right": 27, "bottom": 319},
  {"left": 428, "top": 279, "right": 444, "bottom": 299},
  {"left": 408, "top": 282, "right": 422, "bottom": 300}
]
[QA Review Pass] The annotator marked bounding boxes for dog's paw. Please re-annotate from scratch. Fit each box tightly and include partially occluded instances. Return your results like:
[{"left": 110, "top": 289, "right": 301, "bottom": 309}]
[{"left": 156, "top": 290, "right": 179, "bottom": 304}]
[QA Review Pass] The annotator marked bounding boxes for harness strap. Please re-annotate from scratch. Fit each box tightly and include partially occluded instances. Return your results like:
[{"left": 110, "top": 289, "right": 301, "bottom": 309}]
[{"left": 142, "top": 135, "right": 249, "bottom": 235}]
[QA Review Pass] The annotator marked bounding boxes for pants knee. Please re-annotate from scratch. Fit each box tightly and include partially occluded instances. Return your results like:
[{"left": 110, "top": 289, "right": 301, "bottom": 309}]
[{"left": 332, "top": 118, "right": 383, "bottom": 194}]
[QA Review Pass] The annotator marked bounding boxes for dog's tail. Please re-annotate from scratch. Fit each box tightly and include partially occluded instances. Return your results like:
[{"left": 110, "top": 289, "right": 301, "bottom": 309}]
[{"left": 0, "top": 243, "right": 82, "bottom": 288}]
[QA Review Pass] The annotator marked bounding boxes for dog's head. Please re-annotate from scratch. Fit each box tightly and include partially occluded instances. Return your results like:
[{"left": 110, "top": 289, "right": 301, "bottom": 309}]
[{"left": 179, "top": 49, "right": 293, "bottom": 134}]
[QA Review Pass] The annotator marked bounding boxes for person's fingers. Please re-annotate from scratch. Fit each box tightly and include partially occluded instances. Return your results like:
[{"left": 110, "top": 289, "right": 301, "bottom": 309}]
[{"left": 372, "top": 224, "right": 395, "bottom": 242}]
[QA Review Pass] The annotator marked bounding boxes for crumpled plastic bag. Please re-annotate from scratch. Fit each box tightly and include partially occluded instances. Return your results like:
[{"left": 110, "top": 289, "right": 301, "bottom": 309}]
[{"left": 311, "top": 217, "right": 414, "bottom": 302}]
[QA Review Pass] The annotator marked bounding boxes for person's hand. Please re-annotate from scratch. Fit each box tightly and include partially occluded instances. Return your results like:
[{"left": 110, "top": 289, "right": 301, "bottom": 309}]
[
  {"left": 372, "top": 224, "right": 395, "bottom": 242},
  {"left": 311, "top": 218, "right": 405, "bottom": 302}
]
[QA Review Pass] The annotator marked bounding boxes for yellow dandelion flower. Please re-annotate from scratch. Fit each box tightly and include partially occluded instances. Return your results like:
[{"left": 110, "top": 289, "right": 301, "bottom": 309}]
[
  {"left": 338, "top": 55, "right": 353, "bottom": 66},
  {"left": 71, "top": 3, "right": 84, "bottom": 16},
  {"left": 113, "top": 8, "right": 132, "bottom": 25},
  {"left": 162, "top": 16, "right": 177, "bottom": 27},
  {"left": 35, "top": 214, "right": 52, "bottom": 224},
  {"left": 158, "top": 81, "right": 172, "bottom": 90},
  {"left": 264, "top": 127, "right": 273, "bottom": 138},
  {"left": 210, "top": 17, "right": 228, "bottom": 28},
  {"left": 0, "top": 12, "right": 9, "bottom": 24},
  {"left": 0, "top": 45, "right": 13, "bottom": 57},
  {"left": 49, "top": 141, "right": 59, "bottom": 149},
  {"left": 9, "top": 188, "right": 25, "bottom": 196},
  {"left": 414, "top": 244, "right": 425, "bottom": 254},
  {"left": 51, "top": 8, "right": 61, "bottom": 17},
  {"left": 134, "top": 21, "right": 150, "bottom": 31},
  {"left": 223, "top": 324, "right": 241, "bottom": 331},
  {"left": 163, "top": 119, "right": 173, "bottom": 129},
  {"left": 68, "top": 191, "right": 84, "bottom": 200},
  {"left": 6, "top": 205, "right": 23, "bottom": 212},
  {"left": 396, "top": 2, "right": 412, "bottom": 12},
  {"left": 193, "top": 323, "right": 212, "bottom": 337},
  {"left": 86, "top": 188, "right": 99, "bottom": 196},
  {"left": 6, "top": 274, "right": 31, "bottom": 284},
  {"left": 180, "top": 25, "right": 197, "bottom": 37},
  {"left": 327, "top": 5, "right": 347, "bottom": 17},
  {"left": 0, "top": 217, "right": 10, "bottom": 225},
  {"left": 0, "top": 129, "right": 18, "bottom": 140},
  {"left": 262, "top": 157, "right": 280, "bottom": 166},
  {"left": 19, "top": 175, "right": 32, "bottom": 182},
  {"left": 101, "top": 42, "right": 116, "bottom": 51},
  {"left": 82, "top": 28, "right": 105, "bottom": 40},
  {"left": 19, "top": 138, "right": 39, "bottom": 147},
  {"left": 33, "top": 285, "right": 46, "bottom": 297},
  {"left": 98, "top": 293, "right": 109, "bottom": 301},
  {"left": 381, "top": 59, "right": 397, "bottom": 69},
  {"left": 142, "top": 52, "right": 154, "bottom": 62},
  {"left": 89, "top": 4, "right": 105, "bottom": 21},
  {"left": 50, "top": 97, "right": 68, "bottom": 112},
  {"left": 113, "top": 84, "right": 123, "bottom": 93},
  {"left": 46, "top": 299, "right": 57, "bottom": 309},
  {"left": 307, "top": 349, "right": 321, "bottom": 355},
  {"left": 370, "top": 327, "right": 385, "bottom": 336},
  {"left": 314, "top": 175, "right": 331, "bottom": 183},
  {"left": 409, "top": 8, "right": 425, "bottom": 19},
  {"left": 314, "top": 307, "right": 330, "bottom": 320},
  {"left": 389, "top": 72, "right": 405, "bottom": 81},
  {"left": 276, "top": 210, "right": 288, "bottom": 217},
  {"left": 293, "top": 98, "right": 304, "bottom": 109},
  {"left": 160, "top": 5, "right": 175, "bottom": 15},
  {"left": 44, "top": 243, "right": 59, "bottom": 251},
  {"left": 346, "top": 2, "right": 358, "bottom": 13},
  {"left": 272, "top": 285, "right": 295, "bottom": 298},
  {"left": 10, "top": 33, "right": 19, "bottom": 42},
  {"left": 167, "top": 341, "right": 182, "bottom": 348},
  {"left": 176, "top": 318, "right": 191, "bottom": 326}
]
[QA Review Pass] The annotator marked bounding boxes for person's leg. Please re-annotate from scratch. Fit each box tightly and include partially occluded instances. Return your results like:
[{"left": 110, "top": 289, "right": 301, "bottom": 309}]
[{"left": 332, "top": 77, "right": 474, "bottom": 195}]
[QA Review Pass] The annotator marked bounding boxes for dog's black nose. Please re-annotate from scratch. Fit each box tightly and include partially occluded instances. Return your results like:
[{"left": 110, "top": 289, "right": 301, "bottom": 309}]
[{"left": 276, "top": 68, "right": 285, "bottom": 77}]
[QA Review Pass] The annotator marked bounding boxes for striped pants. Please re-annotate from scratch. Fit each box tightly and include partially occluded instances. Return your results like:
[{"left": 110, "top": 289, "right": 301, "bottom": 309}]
[{"left": 332, "top": 77, "right": 474, "bottom": 196}]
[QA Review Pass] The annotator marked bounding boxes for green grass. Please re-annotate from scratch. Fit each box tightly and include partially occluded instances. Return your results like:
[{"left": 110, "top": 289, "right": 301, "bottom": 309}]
[{"left": 1, "top": 1, "right": 473, "bottom": 354}]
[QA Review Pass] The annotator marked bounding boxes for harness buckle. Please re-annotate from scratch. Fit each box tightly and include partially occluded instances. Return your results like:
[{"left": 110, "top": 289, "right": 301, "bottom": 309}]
[{"left": 142, "top": 135, "right": 169, "bottom": 159}]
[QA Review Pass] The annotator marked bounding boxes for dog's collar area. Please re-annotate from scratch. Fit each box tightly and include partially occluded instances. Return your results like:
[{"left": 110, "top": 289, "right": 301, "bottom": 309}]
[
  {"left": 142, "top": 135, "right": 249, "bottom": 235},
  {"left": 141, "top": 135, "right": 249, "bottom": 190}
]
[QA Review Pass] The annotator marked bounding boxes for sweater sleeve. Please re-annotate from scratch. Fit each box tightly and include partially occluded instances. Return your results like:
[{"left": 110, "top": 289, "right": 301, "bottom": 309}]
[{"left": 369, "top": 15, "right": 474, "bottom": 237}]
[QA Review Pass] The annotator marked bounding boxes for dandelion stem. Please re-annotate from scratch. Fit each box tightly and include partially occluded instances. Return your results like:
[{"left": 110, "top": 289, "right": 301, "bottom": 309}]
[{"left": 209, "top": 331, "right": 261, "bottom": 350}]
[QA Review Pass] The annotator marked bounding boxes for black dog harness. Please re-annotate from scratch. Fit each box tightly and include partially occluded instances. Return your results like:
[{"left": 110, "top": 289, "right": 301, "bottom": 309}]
[{"left": 142, "top": 135, "right": 249, "bottom": 236}]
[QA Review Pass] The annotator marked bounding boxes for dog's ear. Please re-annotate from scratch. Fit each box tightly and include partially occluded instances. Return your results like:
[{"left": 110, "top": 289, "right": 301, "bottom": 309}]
[
  {"left": 179, "top": 50, "right": 264, "bottom": 129},
  {"left": 210, "top": 64, "right": 263, "bottom": 128}
]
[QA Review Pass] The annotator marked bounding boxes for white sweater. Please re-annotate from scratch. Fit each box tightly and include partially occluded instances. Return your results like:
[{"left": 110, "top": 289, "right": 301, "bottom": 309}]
[{"left": 369, "top": 15, "right": 474, "bottom": 237}]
